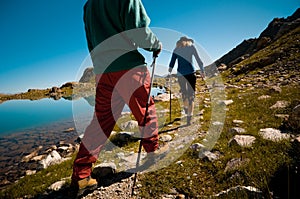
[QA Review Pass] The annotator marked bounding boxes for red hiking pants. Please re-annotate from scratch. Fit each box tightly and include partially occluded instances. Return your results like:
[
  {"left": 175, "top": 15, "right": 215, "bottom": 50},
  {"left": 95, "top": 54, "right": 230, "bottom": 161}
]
[{"left": 72, "top": 66, "right": 159, "bottom": 181}]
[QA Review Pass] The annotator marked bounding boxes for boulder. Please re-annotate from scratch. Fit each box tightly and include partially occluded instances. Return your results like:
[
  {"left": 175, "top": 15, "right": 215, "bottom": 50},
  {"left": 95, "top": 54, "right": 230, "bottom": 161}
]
[
  {"left": 120, "top": 120, "right": 138, "bottom": 131},
  {"left": 259, "top": 128, "right": 290, "bottom": 142},
  {"left": 39, "top": 150, "right": 62, "bottom": 169},
  {"left": 114, "top": 132, "right": 135, "bottom": 142},
  {"left": 92, "top": 163, "right": 116, "bottom": 179},
  {"left": 229, "top": 135, "right": 256, "bottom": 147}
]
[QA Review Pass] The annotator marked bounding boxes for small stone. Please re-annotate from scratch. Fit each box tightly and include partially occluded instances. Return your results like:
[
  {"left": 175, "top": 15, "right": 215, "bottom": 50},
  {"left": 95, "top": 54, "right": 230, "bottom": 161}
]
[
  {"left": 120, "top": 120, "right": 138, "bottom": 131},
  {"left": 199, "top": 151, "right": 220, "bottom": 162},
  {"left": 176, "top": 194, "right": 186, "bottom": 199},
  {"left": 258, "top": 95, "right": 271, "bottom": 100},
  {"left": 25, "top": 170, "right": 36, "bottom": 176},
  {"left": 63, "top": 127, "right": 75, "bottom": 133},
  {"left": 269, "top": 86, "right": 282, "bottom": 93},
  {"left": 225, "top": 158, "right": 250, "bottom": 172},
  {"left": 48, "top": 180, "right": 66, "bottom": 191},
  {"left": 270, "top": 101, "right": 289, "bottom": 109},
  {"left": 232, "top": 120, "right": 244, "bottom": 125},
  {"left": 230, "top": 127, "right": 246, "bottom": 134},
  {"left": 220, "top": 100, "right": 234, "bottom": 106},
  {"left": 190, "top": 143, "right": 205, "bottom": 151},
  {"left": 160, "top": 135, "right": 173, "bottom": 142},
  {"left": 229, "top": 135, "right": 256, "bottom": 147}
]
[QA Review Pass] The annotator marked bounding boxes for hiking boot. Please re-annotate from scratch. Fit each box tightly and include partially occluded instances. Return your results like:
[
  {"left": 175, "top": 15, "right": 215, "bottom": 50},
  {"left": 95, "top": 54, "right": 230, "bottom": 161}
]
[
  {"left": 70, "top": 176, "right": 98, "bottom": 197},
  {"left": 142, "top": 144, "right": 169, "bottom": 168}
]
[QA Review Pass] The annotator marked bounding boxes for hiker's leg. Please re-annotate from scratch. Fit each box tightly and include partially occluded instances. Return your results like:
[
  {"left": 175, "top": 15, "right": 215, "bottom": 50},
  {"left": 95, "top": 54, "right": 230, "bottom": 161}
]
[
  {"left": 178, "top": 75, "right": 189, "bottom": 114},
  {"left": 186, "top": 73, "right": 196, "bottom": 116},
  {"left": 72, "top": 73, "right": 124, "bottom": 181},
  {"left": 115, "top": 66, "right": 159, "bottom": 153}
]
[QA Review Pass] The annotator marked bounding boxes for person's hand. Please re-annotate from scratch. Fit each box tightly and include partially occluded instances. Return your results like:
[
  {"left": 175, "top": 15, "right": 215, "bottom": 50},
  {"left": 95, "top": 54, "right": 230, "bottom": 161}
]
[
  {"left": 201, "top": 73, "right": 205, "bottom": 79},
  {"left": 153, "top": 43, "right": 162, "bottom": 58}
]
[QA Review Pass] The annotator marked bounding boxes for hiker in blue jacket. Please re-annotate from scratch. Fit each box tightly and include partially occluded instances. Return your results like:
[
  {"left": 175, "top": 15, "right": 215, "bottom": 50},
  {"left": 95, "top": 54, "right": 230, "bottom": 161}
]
[{"left": 168, "top": 36, "right": 205, "bottom": 125}]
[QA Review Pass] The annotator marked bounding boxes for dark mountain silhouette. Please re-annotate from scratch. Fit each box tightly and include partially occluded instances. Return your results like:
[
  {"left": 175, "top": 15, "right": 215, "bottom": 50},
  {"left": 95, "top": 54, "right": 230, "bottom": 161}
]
[{"left": 215, "top": 8, "right": 300, "bottom": 69}]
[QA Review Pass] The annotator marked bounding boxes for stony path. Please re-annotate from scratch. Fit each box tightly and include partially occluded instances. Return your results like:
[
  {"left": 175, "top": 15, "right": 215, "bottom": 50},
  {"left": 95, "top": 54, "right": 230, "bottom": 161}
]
[{"left": 80, "top": 117, "right": 204, "bottom": 199}]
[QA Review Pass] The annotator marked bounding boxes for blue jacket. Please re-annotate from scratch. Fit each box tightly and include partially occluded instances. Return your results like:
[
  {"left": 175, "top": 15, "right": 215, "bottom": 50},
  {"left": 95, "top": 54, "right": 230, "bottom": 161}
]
[{"left": 169, "top": 45, "right": 204, "bottom": 76}]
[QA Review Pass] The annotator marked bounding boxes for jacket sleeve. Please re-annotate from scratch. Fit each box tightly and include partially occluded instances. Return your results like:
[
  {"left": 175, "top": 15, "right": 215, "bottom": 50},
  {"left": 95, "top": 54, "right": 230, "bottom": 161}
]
[
  {"left": 121, "top": 0, "right": 161, "bottom": 52},
  {"left": 169, "top": 51, "right": 177, "bottom": 72},
  {"left": 192, "top": 45, "right": 204, "bottom": 73}
]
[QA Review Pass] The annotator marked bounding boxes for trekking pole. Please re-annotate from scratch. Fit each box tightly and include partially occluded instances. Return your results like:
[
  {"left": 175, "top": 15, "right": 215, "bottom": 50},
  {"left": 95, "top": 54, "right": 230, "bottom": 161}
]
[
  {"left": 169, "top": 73, "right": 172, "bottom": 123},
  {"left": 131, "top": 56, "right": 157, "bottom": 196}
]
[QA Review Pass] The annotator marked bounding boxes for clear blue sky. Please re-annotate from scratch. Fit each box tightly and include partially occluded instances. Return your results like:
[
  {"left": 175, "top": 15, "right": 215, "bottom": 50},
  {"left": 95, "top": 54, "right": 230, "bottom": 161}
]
[{"left": 0, "top": 0, "right": 298, "bottom": 93}]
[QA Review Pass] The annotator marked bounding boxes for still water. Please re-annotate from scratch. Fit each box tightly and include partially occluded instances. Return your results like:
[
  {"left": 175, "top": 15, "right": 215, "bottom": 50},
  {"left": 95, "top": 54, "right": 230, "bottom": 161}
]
[
  {"left": 0, "top": 87, "right": 165, "bottom": 136},
  {"left": 0, "top": 99, "right": 77, "bottom": 135}
]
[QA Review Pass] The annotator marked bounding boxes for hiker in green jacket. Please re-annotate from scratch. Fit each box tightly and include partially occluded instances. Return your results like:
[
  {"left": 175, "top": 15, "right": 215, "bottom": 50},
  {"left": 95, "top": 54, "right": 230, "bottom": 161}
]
[{"left": 71, "top": 0, "right": 167, "bottom": 195}]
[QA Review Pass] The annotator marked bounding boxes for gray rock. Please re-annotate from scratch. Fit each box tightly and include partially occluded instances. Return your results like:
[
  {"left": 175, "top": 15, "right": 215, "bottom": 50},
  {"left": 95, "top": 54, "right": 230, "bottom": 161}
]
[
  {"left": 40, "top": 150, "right": 62, "bottom": 169},
  {"left": 229, "top": 135, "right": 256, "bottom": 147},
  {"left": 115, "top": 132, "right": 134, "bottom": 142},
  {"left": 154, "top": 93, "right": 172, "bottom": 102},
  {"left": 213, "top": 185, "right": 262, "bottom": 197},
  {"left": 25, "top": 170, "right": 36, "bottom": 176},
  {"left": 270, "top": 101, "right": 290, "bottom": 109},
  {"left": 160, "top": 135, "right": 173, "bottom": 142},
  {"left": 48, "top": 180, "right": 66, "bottom": 191},
  {"left": 225, "top": 158, "right": 250, "bottom": 173},
  {"left": 232, "top": 120, "right": 244, "bottom": 125},
  {"left": 190, "top": 143, "right": 205, "bottom": 151},
  {"left": 259, "top": 128, "right": 290, "bottom": 142},
  {"left": 199, "top": 151, "right": 220, "bottom": 162},
  {"left": 269, "top": 86, "right": 282, "bottom": 93},
  {"left": 230, "top": 127, "right": 246, "bottom": 134},
  {"left": 220, "top": 99, "right": 234, "bottom": 106},
  {"left": 21, "top": 146, "right": 43, "bottom": 163},
  {"left": 258, "top": 95, "right": 271, "bottom": 100},
  {"left": 92, "top": 163, "right": 117, "bottom": 178},
  {"left": 120, "top": 120, "right": 138, "bottom": 131}
]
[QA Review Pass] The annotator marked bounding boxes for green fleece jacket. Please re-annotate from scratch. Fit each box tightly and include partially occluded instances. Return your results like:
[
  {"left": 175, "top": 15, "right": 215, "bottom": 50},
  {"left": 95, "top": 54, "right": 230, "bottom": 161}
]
[{"left": 84, "top": 0, "right": 161, "bottom": 74}]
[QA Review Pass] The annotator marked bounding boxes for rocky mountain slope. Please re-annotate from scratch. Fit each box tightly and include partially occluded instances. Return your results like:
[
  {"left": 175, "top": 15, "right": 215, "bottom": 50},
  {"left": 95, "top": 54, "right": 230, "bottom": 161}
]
[{"left": 215, "top": 8, "right": 300, "bottom": 68}]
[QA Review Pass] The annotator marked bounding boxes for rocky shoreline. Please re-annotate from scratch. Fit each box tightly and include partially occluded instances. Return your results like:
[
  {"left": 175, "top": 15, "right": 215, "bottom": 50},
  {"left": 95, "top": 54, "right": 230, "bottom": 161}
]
[{"left": 0, "top": 119, "right": 79, "bottom": 189}]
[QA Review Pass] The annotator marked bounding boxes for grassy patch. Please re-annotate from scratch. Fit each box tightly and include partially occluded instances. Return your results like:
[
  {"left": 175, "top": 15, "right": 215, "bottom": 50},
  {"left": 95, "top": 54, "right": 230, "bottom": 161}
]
[
  {"left": 138, "top": 83, "right": 299, "bottom": 198},
  {"left": 0, "top": 157, "right": 74, "bottom": 198}
]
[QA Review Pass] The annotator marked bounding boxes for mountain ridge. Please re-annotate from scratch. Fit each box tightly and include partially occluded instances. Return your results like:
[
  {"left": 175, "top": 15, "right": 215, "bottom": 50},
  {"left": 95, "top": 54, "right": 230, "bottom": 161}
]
[{"left": 215, "top": 8, "right": 300, "bottom": 68}]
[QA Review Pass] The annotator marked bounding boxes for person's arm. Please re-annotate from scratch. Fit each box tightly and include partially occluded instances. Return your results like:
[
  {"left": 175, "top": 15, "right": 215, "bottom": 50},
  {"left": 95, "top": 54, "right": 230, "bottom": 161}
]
[
  {"left": 168, "top": 52, "right": 177, "bottom": 73},
  {"left": 122, "top": 0, "right": 161, "bottom": 55},
  {"left": 192, "top": 45, "right": 205, "bottom": 76}
]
